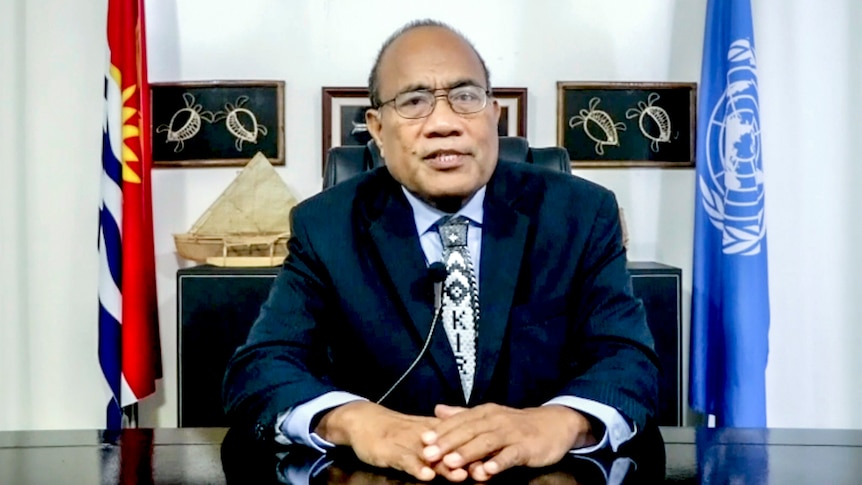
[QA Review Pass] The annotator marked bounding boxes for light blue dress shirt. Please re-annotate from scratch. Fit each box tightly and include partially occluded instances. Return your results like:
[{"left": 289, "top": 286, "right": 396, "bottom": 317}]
[{"left": 276, "top": 186, "right": 635, "bottom": 454}]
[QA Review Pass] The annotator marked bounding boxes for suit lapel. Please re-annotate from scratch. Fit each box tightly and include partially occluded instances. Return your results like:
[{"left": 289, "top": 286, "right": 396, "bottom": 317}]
[
  {"left": 365, "top": 178, "right": 463, "bottom": 399},
  {"left": 471, "top": 167, "right": 530, "bottom": 404}
]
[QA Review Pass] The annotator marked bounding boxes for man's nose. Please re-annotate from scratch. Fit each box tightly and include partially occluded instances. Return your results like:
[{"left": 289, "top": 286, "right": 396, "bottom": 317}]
[{"left": 422, "top": 96, "right": 463, "bottom": 137}]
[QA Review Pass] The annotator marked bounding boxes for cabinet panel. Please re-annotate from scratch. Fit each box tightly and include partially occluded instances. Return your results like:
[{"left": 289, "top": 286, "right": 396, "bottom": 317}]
[
  {"left": 628, "top": 262, "right": 683, "bottom": 426},
  {"left": 177, "top": 266, "right": 278, "bottom": 427}
]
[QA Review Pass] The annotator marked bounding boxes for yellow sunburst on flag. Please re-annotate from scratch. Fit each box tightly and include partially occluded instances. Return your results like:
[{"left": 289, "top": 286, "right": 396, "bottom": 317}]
[{"left": 110, "top": 65, "right": 142, "bottom": 184}]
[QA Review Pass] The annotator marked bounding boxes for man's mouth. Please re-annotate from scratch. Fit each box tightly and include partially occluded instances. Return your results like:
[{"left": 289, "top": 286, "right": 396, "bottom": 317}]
[{"left": 425, "top": 150, "right": 468, "bottom": 169}]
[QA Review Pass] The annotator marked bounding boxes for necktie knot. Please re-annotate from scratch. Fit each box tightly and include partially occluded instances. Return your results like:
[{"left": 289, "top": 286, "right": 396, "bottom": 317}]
[{"left": 438, "top": 216, "right": 469, "bottom": 248}]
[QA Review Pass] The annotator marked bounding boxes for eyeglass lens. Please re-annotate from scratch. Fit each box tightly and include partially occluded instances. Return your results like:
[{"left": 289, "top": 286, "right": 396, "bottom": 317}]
[{"left": 394, "top": 86, "right": 487, "bottom": 118}]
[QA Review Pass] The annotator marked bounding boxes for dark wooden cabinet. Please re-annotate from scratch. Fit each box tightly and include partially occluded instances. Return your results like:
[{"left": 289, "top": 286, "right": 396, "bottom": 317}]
[
  {"left": 628, "top": 261, "right": 683, "bottom": 426},
  {"left": 177, "top": 265, "right": 279, "bottom": 427},
  {"left": 177, "top": 261, "right": 683, "bottom": 427}
]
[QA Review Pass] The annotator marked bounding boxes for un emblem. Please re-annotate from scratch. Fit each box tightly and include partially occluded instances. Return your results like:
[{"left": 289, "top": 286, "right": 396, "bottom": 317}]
[{"left": 700, "top": 39, "right": 767, "bottom": 256}]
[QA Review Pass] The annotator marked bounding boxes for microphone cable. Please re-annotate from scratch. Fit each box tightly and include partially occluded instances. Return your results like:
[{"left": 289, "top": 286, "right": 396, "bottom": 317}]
[{"left": 376, "top": 262, "right": 447, "bottom": 404}]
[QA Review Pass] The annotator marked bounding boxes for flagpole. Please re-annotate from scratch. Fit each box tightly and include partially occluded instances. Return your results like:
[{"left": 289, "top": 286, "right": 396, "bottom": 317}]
[{"left": 123, "top": 404, "right": 139, "bottom": 428}]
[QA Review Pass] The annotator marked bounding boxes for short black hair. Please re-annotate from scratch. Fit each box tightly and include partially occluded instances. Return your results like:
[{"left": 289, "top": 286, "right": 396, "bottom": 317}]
[{"left": 367, "top": 19, "right": 492, "bottom": 108}]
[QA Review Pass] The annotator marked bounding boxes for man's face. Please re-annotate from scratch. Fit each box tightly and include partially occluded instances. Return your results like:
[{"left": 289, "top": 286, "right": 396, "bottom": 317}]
[{"left": 366, "top": 27, "right": 501, "bottom": 209}]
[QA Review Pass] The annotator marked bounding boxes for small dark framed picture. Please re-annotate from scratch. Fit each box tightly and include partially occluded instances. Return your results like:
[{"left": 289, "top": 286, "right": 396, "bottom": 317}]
[
  {"left": 492, "top": 87, "right": 528, "bottom": 137},
  {"left": 150, "top": 80, "right": 285, "bottom": 168},
  {"left": 321, "top": 87, "right": 374, "bottom": 174},
  {"left": 557, "top": 82, "right": 696, "bottom": 168}
]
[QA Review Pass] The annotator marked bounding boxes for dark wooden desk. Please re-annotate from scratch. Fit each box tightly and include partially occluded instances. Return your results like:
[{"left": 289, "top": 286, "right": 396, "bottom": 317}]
[{"left": 1, "top": 427, "right": 861, "bottom": 483}]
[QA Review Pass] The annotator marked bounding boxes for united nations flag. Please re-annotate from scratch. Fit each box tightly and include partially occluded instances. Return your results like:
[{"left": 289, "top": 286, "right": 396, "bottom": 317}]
[{"left": 690, "top": 0, "right": 770, "bottom": 427}]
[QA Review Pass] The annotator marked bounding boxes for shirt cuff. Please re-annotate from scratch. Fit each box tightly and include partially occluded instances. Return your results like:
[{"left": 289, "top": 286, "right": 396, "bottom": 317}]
[
  {"left": 544, "top": 396, "right": 636, "bottom": 453},
  {"left": 275, "top": 391, "right": 367, "bottom": 452}
]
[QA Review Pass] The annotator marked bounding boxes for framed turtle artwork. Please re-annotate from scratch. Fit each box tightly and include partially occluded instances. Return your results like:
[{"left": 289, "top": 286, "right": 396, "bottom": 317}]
[
  {"left": 557, "top": 82, "right": 696, "bottom": 168},
  {"left": 150, "top": 81, "right": 285, "bottom": 167}
]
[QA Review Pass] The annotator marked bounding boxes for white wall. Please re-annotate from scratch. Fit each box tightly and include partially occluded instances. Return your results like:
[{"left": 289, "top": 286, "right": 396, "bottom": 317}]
[
  {"left": 0, "top": 0, "right": 859, "bottom": 430},
  {"left": 0, "top": 0, "right": 27, "bottom": 430},
  {"left": 0, "top": 0, "right": 108, "bottom": 430},
  {"left": 757, "top": 0, "right": 862, "bottom": 428}
]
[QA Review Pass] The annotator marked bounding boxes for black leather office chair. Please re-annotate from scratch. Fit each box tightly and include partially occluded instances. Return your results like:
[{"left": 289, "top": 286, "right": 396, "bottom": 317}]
[{"left": 322, "top": 136, "right": 570, "bottom": 189}]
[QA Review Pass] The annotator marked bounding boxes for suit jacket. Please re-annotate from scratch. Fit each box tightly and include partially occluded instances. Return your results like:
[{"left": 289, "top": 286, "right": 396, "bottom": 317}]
[{"left": 223, "top": 159, "right": 659, "bottom": 442}]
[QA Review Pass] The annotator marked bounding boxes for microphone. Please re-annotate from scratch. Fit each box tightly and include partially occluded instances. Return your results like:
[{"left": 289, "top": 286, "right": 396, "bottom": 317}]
[
  {"left": 376, "top": 262, "right": 449, "bottom": 404},
  {"left": 428, "top": 261, "right": 447, "bottom": 314}
]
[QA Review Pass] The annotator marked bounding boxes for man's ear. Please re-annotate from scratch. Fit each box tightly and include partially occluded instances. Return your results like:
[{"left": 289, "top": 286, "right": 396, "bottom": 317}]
[
  {"left": 491, "top": 98, "right": 501, "bottom": 125},
  {"left": 365, "top": 108, "right": 385, "bottom": 158}
]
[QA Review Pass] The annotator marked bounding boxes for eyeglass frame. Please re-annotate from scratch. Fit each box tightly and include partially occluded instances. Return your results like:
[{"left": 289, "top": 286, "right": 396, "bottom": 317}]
[{"left": 375, "top": 85, "right": 493, "bottom": 119}]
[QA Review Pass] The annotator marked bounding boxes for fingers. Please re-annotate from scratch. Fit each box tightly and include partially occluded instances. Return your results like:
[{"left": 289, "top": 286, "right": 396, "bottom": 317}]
[
  {"left": 440, "top": 430, "right": 508, "bottom": 467},
  {"left": 468, "top": 461, "right": 491, "bottom": 482},
  {"left": 335, "top": 402, "right": 513, "bottom": 483},
  {"left": 425, "top": 404, "right": 509, "bottom": 459},
  {"left": 432, "top": 463, "right": 469, "bottom": 482},
  {"left": 396, "top": 454, "right": 436, "bottom": 482},
  {"left": 391, "top": 444, "right": 472, "bottom": 482},
  {"left": 342, "top": 405, "right": 447, "bottom": 482},
  {"left": 432, "top": 403, "right": 489, "bottom": 436},
  {"left": 358, "top": 404, "right": 586, "bottom": 482},
  {"left": 434, "top": 403, "right": 467, "bottom": 419},
  {"left": 473, "top": 445, "right": 518, "bottom": 479},
  {"left": 420, "top": 407, "right": 479, "bottom": 457},
  {"left": 423, "top": 404, "right": 582, "bottom": 479}
]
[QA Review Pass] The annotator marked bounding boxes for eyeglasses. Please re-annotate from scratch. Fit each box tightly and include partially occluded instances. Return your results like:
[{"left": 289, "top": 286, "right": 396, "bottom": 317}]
[{"left": 378, "top": 85, "right": 490, "bottom": 119}]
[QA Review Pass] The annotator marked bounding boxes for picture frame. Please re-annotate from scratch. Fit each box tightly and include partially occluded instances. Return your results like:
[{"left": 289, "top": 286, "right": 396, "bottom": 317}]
[
  {"left": 557, "top": 82, "right": 696, "bottom": 168},
  {"left": 150, "top": 80, "right": 285, "bottom": 168},
  {"left": 321, "top": 86, "right": 529, "bottom": 173},
  {"left": 492, "top": 87, "right": 528, "bottom": 138},
  {"left": 321, "top": 87, "right": 374, "bottom": 174}
]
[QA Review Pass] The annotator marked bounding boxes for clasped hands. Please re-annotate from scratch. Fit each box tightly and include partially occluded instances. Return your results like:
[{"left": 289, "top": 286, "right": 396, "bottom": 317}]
[{"left": 315, "top": 401, "right": 597, "bottom": 482}]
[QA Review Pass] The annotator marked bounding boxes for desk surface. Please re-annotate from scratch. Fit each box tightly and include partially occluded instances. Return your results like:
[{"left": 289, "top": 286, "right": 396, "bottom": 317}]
[{"left": 1, "top": 427, "right": 861, "bottom": 484}]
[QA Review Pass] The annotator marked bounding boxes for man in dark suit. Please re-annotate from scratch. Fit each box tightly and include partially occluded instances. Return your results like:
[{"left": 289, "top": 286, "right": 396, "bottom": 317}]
[{"left": 223, "top": 19, "right": 658, "bottom": 482}]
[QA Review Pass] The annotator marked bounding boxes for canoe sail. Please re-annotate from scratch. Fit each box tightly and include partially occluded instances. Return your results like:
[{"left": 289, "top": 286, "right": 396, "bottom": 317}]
[{"left": 174, "top": 152, "right": 297, "bottom": 266}]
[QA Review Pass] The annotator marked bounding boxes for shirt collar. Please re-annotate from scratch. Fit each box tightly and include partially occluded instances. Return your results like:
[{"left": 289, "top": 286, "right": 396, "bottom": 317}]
[{"left": 402, "top": 186, "right": 486, "bottom": 236}]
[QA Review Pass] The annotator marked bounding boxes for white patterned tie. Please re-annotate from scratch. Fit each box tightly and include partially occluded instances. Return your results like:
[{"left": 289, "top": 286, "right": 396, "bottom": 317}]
[{"left": 437, "top": 216, "right": 479, "bottom": 400}]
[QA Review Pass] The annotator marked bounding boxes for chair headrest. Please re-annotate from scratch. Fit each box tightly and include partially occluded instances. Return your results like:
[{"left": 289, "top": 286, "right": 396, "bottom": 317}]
[{"left": 498, "top": 136, "right": 529, "bottom": 162}]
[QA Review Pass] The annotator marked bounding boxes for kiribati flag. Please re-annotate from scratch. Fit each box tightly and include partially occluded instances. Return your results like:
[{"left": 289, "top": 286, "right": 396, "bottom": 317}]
[
  {"left": 690, "top": 0, "right": 770, "bottom": 427},
  {"left": 98, "top": 0, "right": 161, "bottom": 429}
]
